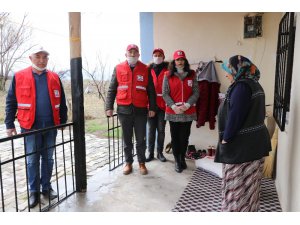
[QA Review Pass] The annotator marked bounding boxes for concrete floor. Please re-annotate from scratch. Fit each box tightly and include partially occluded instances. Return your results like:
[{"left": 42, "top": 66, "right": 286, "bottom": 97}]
[{"left": 51, "top": 153, "right": 196, "bottom": 212}]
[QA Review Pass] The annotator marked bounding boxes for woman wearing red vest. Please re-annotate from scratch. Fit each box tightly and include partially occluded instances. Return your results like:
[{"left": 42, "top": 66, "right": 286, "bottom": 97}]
[
  {"left": 146, "top": 48, "right": 168, "bottom": 163},
  {"left": 162, "top": 50, "right": 199, "bottom": 173}
]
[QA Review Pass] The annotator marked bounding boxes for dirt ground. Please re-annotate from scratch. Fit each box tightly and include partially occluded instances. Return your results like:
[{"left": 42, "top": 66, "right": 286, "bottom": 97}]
[{"left": 0, "top": 80, "right": 109, "bottom": 138}]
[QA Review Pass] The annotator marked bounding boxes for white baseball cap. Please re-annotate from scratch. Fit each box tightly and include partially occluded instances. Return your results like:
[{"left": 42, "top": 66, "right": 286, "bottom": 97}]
[{"left": 30, "top": 45, "right": 49, "bottom": 56}]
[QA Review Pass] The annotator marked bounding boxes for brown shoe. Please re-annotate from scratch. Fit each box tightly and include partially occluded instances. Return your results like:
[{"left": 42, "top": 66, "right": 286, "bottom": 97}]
[
  {"left": 139, "top": 163, "right": 148, "bottom": 175},
  {"left": 123, "top": 163, "right": 132, "bottom": 175}
]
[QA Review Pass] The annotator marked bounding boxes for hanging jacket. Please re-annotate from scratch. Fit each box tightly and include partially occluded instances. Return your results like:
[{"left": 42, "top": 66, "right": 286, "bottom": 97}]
[
  {"left": 151, "top": 65, "right": 168, "bottom": 111},
  {"left": 15, "top": 66, "right": 62, "bottom": 129},
  {"left": 195, "top": 61, "right": 220, "bottom": 130},
  {"left": 165, "top": 71, "right": 196, "bottom": 115},
  {"left": 116, "top": 61, "right": 149, "bottom": 108}
]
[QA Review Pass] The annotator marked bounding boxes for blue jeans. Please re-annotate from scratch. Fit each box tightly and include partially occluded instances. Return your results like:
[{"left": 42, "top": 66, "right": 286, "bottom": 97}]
[{"left": 22, "top": 127, "right": 57, "bottom": 193}]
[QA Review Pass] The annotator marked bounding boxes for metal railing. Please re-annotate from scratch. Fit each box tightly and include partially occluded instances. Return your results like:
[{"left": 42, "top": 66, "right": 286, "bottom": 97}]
[
  {"left": 0, "top": 122, "right": 75, "bottom": 212},
  {"left": 107, "top": 114, "right": 137, "bottom": 171},
  {"left": 107, "top": 114, "right": 124, "bottom": 171}
]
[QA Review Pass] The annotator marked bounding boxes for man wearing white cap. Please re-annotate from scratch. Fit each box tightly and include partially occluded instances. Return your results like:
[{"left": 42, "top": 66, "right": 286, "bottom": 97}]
[
  {"left": 105, "top": 44, "right": 156, "bottom": 176},
  {"left": 5, "top": 45, "right": 68, "bottom": 208}
]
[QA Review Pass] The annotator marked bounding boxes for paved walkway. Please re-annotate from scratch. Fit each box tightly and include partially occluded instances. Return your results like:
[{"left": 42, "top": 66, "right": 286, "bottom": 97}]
[{"left": 0, "top": 123, "right": 113, "bottom": 212}]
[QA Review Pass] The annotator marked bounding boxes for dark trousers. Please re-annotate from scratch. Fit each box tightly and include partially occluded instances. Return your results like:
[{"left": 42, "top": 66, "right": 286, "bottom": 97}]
[
  {"left": 147, "top": 109, "right": 166, "bottom": 155},
  {"left": 169, "top": 121, "right": 192, "bottom": 159},
  {"left": 118, "top": 113, "right": 147, "bottom": 164}
]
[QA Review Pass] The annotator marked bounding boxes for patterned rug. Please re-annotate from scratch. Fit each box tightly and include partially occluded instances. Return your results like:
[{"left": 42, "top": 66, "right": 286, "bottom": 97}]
[{"left": 172, "top": 168, "right": 282, "bottom": 212}]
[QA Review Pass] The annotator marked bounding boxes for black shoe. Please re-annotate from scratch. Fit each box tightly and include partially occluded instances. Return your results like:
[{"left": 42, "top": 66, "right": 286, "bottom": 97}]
[
  {"left": 29, "top": 192, "right": 39, "bottom": 208},
  {"left": 157, "top": 153, "right": 167, "bottom": 162},
  {"left": 181, "top": 156, "right": 187, "bottom": 169},
  {"left": 146, "top": 153, "right": 154, "bottom": 162},
  {"left": 175, "top": 161, "right": 183, "bottom": 173},
  {"left": 42, "top": 188, "right": 58, "bottom": 200}
]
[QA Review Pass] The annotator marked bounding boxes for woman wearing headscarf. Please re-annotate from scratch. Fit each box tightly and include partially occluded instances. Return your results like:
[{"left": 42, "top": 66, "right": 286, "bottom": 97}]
[
  {"left": 162, "top": 50, "right": 199, "bottom": 173},
  {"left": 214, "top": 55, "right": 271, "bottom": 211}
]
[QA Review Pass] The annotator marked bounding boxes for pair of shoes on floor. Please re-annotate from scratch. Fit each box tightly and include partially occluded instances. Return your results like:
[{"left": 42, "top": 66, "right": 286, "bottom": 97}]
[
  {"left": 123, "top": 163, "right": 148, "bottom": 175},
  {"left": 207, "top": 145, "right": 216, "bottom": 157},
  {"left": 186, "top": 145, "right": 197, "bottom": 159},
  {"left": 29, "top": 188, "right": 58, "bottom": 208},
  {"left": 146, "top": 153, "right": 167, "bottom": 162},
  {"left": 186, "top": 149, "right": 207, "bottom": 160}
]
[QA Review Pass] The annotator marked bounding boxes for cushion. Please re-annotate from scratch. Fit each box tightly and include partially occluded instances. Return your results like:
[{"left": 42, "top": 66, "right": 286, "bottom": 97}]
[{"left": 195, "top": 156, "right": 223, "bottom": 178}]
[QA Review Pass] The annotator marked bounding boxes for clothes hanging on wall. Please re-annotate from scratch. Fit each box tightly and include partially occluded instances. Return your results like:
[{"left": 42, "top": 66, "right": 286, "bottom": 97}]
[{"left": 196, "top": 60, "right": 220, "bottom": 130}]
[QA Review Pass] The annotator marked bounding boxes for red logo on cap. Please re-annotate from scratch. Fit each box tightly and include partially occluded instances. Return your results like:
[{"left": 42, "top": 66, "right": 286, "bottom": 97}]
[
  {"left": 127, "top": 44, "right": 139, "bottom": 52},
  {"left": 173, "top": 50, "right": 186, "bottom": 60}
]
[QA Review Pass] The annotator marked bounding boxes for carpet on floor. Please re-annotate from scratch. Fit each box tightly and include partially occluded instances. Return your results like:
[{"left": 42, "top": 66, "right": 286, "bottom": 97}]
[{"left": 172, "top": 168, "right": 282, "bottom": 212}]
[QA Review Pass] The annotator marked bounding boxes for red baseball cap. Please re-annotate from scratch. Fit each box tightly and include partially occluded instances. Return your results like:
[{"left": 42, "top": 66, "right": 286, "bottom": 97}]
[
  {"left": 173, "top": 50, "right": 186, "bottom": 60},
  {"left": 126, "top": 44, "right": 139, "bottom": 52},
  {"left": 152, "top": 48, "right": 165, "bottom": 57}
]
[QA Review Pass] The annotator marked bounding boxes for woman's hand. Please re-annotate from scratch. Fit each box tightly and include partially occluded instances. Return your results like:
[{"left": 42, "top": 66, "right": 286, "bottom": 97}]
[
  {"left": 172, "top": 105, "right": 183, "bottom": 114},
  {"left": 178, "top": 105, "right": 188, "bottom": 112},
  {"left": 221, "top": 140, "right": 227, "bottom": 144}
]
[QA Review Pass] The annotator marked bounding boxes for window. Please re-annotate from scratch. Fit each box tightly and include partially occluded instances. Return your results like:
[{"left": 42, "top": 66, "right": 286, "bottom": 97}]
[{"left": 273, "top": 12, "right": 296, "bottom": 131}]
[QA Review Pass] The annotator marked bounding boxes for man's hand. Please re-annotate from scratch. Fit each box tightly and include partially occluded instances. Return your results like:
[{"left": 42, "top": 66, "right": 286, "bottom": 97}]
[
  {"left": 106, "top": 109, "right": 114, "bottom": 117},
  {"left": 148, "top": 110, "right": 155, "bottom": 118},
  {"left": 6, "top": 128, "right": 17, "bottom": 137}
]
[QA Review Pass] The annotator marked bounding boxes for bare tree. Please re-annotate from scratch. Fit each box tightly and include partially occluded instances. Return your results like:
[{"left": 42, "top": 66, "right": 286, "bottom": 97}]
[
  {"left": 83, "top": 53, "right": 110, "bottom": 103},
  {"left": 50, "top": 67, "right": 72, "bottom": 120},
  {"left": 0, "top": 13, "right": 34, "bottom": 91}
]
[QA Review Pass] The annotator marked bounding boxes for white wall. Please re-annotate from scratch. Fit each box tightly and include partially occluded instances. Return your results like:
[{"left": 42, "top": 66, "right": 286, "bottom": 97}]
[
  {"left": 276, "top": 13, "right": 300, "bottom": 212},
  {"left": 153, "top": 12, "right": 281, "bottom": 150}
]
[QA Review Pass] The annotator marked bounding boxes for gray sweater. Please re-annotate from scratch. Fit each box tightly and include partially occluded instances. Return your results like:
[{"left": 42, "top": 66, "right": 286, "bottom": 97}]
[{"left": 162, "top": 72, "right": 199, "bottom": 122}]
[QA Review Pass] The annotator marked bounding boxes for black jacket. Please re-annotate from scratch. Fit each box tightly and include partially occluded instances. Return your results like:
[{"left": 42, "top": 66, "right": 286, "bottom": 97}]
[{"left": 214, "top": 79, "right": 271, "bottom": 164}]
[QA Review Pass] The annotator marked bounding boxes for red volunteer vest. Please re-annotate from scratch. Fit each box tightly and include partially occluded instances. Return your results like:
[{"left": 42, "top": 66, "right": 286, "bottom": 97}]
[
  {"left": 116, "top": 61, "right": 149, "bottom": 108},
  {"left": 165, "top": 70, "right": 196, "bottom": 115},
  {"left": 15, "top": 66, "right": 62, "bottom": 129},
  {"left": 151, "top": 67, "right": 167, "bottom": 111}
]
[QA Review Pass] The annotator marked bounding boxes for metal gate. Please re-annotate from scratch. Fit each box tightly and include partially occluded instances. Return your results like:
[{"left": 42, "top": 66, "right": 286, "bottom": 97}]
[
  {"left": 107, "top": 114, "right": 137, "bottom": 171},
  {"left": 107, "top": 114, "right": 124, "bottom": 171},
  {"left": 0, "top": 123, "right": 75, "bottom": 212},
  {"left": 273, "top": 12, "right": 296, "bottom": 131}
]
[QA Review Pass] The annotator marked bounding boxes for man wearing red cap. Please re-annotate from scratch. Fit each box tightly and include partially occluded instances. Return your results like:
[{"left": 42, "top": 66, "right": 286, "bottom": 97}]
[
  {"left": 162, "top": 50, "right": 199, "bottom": 173},
  {"left": 105, "top": 44, "right": 156, "bottom": 175},
  {"left": 146, "top": 48, "right": 168, "bottom": 163}
]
